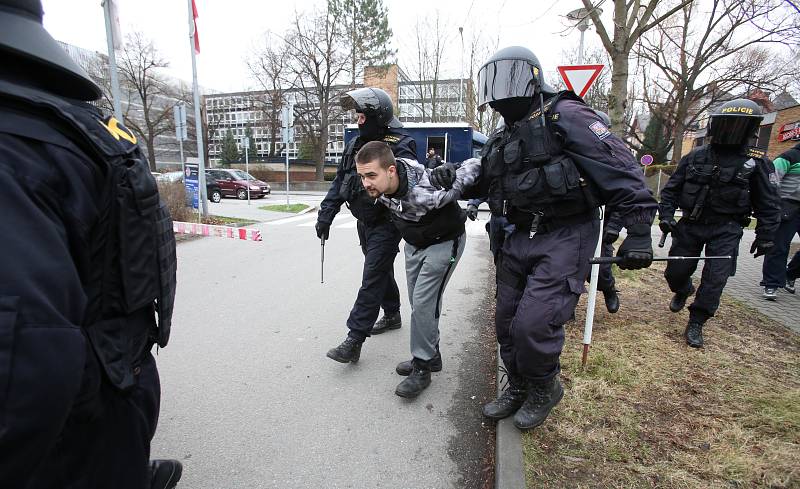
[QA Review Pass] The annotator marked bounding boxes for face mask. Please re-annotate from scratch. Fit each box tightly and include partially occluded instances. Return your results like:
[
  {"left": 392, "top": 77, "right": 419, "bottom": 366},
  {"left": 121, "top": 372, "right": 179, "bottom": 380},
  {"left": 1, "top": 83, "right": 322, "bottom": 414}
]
[
  {"left": 358, "top": 116, "right": 382, "bottom": 141},
  {"left": 490, "top": 97, "right": 535, "bottom": 125}
]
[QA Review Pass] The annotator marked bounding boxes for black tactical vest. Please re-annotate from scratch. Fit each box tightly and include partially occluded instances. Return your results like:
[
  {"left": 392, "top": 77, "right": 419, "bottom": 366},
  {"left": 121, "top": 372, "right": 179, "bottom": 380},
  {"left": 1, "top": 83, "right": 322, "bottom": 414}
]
[
  {"left": 678, "top": 146, "right": 758, "bottom": 219},
  {"left": 482, "top": 91, "right": 598, "bottom": 228},
  {"left": 0, "top": 81, "right": 177, "bottom": 391}
]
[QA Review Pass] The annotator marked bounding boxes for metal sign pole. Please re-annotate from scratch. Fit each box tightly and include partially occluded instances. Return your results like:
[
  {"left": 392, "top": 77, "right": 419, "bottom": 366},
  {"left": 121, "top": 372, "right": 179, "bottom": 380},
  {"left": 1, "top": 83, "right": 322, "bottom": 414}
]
[
  {"left": 245, "top": 140, "right": 250, "bottom": 205},
  {"left": 582, "top": 205, "right": 605, "bottom": 368},
  {"left": 656, "top": 169, "right": 662, "bottom": 200}
]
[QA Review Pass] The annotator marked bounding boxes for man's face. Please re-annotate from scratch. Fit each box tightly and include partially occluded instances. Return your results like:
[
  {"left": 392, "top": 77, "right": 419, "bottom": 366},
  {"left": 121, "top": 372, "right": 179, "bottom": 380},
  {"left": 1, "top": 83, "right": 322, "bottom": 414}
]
[
  {"left": 356, "top": 159, "right": 395, "bottom": 198},
  {"left": 355, "top": 112, "right": 367, "bottom": 125}
]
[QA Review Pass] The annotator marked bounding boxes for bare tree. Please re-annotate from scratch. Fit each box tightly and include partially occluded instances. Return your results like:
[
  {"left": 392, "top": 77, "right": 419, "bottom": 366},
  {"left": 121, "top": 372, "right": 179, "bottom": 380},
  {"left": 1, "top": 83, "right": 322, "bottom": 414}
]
[
  {"left": 285, "top": 8, "right": 349, "bottom": 179},
  {"left": 581, "top": 0, "right": 693, "bottom": 135},
  {"left": 636, "top": 0, "right": 800, "bottom": 162},
  {"left": 248, "top": 31, "right": 290, "bottom": 157},
  {"left": 400, "top": 13, "right": 452, "bottom": 122},
  {"left": 465, "top": 27, "right": 500, "bottom": 134}
]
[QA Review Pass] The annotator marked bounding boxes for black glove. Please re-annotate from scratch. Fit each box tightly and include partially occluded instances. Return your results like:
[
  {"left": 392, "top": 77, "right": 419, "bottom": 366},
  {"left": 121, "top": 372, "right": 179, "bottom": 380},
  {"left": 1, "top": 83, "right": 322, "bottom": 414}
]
[
  {"left": 750, "top": 238, "right": 774, "bottom": 258},
  {"left": 616, "top": 223, "right": 653, "bottom": 270},
  {"left": 602, "top": 227, "right": 619, "bottom": 245},
  {"left": 429, "top": 162, "right": 457, "bottom": 190},
  {"left": 466, "top": 203, "right": 479, "bottom": 221},
  {"left": 315, "top": 221, "right": 330, "bottom": 240},
  {"left": 658, "top": 217, "right": 677, "bottom": 235}
]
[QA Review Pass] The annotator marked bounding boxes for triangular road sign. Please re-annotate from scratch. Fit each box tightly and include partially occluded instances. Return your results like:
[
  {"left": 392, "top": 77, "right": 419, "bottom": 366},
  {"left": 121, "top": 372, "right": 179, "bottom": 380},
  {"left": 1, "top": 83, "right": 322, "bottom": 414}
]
[{"left": 557, "top": 65, "right": 604, "bottom": 98}]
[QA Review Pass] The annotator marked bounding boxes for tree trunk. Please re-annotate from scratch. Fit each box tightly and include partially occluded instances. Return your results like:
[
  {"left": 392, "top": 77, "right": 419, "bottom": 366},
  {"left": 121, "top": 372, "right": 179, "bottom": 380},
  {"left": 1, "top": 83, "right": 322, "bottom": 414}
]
[
  {"left": 146, "top": 136, "right": 157, "bottom": 171},
  {"left": 607, "top": 54, "right": 629, "bottom": 138},
  {"left": 671, "top": 119, "right": 688, "bottom": 164}
]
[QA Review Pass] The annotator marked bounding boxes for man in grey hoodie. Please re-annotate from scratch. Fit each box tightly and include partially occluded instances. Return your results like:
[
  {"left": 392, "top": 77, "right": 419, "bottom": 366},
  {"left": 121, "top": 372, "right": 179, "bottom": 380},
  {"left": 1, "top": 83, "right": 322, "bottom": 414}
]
[{"left": 354, "top": 141, "right": 481, "bottom": 398}]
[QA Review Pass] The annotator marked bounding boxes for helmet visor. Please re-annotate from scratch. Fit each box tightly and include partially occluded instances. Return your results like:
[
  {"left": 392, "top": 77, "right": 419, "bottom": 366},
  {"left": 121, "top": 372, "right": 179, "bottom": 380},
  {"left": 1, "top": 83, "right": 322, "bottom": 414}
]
[
  {"left": 477, "top": 59, "right": 538, "bottom": 109},
  {"left": 341, "top": 88, "right": 379, "bottom": 113},
  {"left": 709, "top": 116, "right": 760, "bottom": 145}
]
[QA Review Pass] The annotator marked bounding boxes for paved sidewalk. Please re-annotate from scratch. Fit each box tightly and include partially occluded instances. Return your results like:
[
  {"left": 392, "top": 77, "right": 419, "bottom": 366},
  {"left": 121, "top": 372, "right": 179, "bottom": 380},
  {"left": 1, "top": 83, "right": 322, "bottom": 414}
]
[{"left": 654, "top": 227, "right": 800, "bottom": 334}]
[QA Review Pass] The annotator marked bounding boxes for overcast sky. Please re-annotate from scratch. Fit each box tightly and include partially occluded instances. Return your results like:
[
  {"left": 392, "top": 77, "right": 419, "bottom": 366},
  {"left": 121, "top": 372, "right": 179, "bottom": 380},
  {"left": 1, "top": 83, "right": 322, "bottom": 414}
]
[{"left": 42, "top": 0, "right": 611, "bottom": 93}]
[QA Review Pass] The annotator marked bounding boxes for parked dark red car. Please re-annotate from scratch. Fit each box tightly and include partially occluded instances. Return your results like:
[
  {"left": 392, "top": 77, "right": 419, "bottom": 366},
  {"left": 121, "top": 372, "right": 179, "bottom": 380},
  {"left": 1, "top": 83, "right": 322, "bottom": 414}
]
[{"left": 205, "top": 169, "right": 271, "bottom": 200}]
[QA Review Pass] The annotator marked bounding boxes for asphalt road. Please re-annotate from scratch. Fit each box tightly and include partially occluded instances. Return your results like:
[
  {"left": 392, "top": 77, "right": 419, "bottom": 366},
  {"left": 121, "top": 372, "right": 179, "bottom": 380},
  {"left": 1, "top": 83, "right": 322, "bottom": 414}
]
[{"left": 151, "top": 208, "right": 496, "bottom": 488}]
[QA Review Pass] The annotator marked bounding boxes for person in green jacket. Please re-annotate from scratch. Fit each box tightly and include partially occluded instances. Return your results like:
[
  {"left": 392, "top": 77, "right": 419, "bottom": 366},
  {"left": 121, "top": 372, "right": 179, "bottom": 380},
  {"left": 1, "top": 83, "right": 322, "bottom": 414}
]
[{"left": 761, "top": 141, "right": 800, "bottom": 299}]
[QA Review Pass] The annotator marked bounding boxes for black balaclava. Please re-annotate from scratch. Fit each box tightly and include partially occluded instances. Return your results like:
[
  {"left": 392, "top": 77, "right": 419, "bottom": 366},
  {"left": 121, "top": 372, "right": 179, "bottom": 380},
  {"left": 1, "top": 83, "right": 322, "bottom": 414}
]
[
  {"left": 489, "top": 97, "right": 535, "bottom": 125},
  {"left": 358, "top": 113, "right": 383, "bottom": 141}
]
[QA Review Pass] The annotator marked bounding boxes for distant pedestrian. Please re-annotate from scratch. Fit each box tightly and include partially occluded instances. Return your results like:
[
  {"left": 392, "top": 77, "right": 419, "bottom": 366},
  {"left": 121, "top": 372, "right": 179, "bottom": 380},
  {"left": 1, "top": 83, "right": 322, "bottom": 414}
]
[{"left": 426, "top": 148, "right": 443, "bottom": 169}]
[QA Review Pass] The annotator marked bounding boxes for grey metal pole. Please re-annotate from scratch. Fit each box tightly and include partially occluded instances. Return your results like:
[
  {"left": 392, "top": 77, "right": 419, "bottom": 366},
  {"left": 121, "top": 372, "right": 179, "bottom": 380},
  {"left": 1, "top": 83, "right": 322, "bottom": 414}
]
[
  {"left": 187, "top": 0, "right": 208, "bottom": 217},
  {"left": 102, "top": 1, "right": 123, "bottom": 122},
  {"left": 245, "top": 143, "right": 250, "bottom": 205},
  {"left": 458, "top": 27, "right": 464, "bottom": 120},
  {"left": 656, "top": 169, "right": 663, "bottom": 200},
  {"left": 578, "top": 28, "right": 585, "bottom": 65}
]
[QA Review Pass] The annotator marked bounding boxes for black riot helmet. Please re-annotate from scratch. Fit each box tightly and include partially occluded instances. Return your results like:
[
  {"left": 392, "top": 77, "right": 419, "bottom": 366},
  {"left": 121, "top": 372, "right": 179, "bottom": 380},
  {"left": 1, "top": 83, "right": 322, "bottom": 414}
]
[
  {"left": 593, "top": 109, "right": 611, "bottom": 128},
  {"left": 707, "top": 98, "right": 764, "bottom": 146},
  {"left": 0, "top": 0, "right": 101, "bottom": 100},
  {"left": 340, "top": 87, "right": 402, "bottom": 129},
  {"left": 476, "top": 46, "right": 556, "bottom": 112}
]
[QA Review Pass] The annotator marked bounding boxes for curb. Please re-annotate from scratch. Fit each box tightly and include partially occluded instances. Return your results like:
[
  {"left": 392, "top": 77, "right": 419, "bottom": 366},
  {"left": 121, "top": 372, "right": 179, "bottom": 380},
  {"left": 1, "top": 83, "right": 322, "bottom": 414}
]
[
  {"left": 495, "top": 348, "right": 527, "bottom": 489},
  {"left": 298, "top": 204, "right": 317, "bottom": 215}
]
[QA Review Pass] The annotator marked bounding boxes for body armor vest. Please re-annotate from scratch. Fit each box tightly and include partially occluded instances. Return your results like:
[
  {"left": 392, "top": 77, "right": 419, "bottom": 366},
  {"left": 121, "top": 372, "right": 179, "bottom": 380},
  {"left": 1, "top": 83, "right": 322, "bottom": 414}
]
[
  {"left": 679, "top": 146, "right": 758, "bottom": 220},
  {"left": 0, "top": 80, "right": 177, "bottom": 390},
  {"left": 482, "top": 91, "right": 598, "bottom": 228}
]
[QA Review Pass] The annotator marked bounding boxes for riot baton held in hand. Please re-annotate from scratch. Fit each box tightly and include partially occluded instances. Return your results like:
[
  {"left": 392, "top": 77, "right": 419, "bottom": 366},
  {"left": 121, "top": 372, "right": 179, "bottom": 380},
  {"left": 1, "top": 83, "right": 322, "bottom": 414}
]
[
  {"left": 658, "top": 232, "right": 668, "bottom": 248},
  {"left": 589, "top": 255, "right": 732, "bottom": 265},
  {"left": 321, "top": 237, "right": 326, "bottom": 284}
]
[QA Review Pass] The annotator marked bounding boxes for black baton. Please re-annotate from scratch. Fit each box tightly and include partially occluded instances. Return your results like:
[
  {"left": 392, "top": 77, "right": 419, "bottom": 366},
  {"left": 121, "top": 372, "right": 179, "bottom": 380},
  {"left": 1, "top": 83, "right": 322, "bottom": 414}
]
[
  {"left": 321, "top": 237, "right": 326, "bottom": 284},
  {"left": 589, "top": 255, "right": 732, "bottom": 264},
  {"left": 658, "top": 232, "right": 668, "bottom": 248}
]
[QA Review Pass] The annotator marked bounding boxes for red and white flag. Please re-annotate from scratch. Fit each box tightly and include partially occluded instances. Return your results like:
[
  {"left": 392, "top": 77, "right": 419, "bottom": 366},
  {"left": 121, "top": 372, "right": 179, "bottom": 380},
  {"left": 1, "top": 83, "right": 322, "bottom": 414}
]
[{"left": 191, "top": 0, "right": 200, "bottom": 54}]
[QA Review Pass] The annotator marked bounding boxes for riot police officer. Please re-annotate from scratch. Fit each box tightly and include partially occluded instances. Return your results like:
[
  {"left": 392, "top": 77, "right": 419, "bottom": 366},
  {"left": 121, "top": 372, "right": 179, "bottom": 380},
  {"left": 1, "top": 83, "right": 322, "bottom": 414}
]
[
  {"left": 319, "top": 87, "right": 417, "bottom": 363},
  {"left": 0, "top": 1, "right": 181, "bottom": 487},
  {"left": 658, "top": 99, "right": 780, "bottom": 347},
  {"left": 434, "top": 46, "right": 657, "bottom": 431}
]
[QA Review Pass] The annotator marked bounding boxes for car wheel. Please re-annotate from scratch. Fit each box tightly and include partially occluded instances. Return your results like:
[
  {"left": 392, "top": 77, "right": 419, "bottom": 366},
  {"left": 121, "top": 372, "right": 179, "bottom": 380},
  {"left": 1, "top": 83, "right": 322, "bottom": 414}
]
[
  {"left": 210, "top": 189, "right": 222, "bottom": 203},
  {"left": 237, "top": 189, "right": 247, "bottom": 200}
]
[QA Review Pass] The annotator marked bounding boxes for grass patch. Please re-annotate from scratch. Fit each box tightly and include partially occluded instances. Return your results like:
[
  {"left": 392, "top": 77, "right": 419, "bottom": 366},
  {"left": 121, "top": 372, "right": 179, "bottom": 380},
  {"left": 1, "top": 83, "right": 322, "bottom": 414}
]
[
  {"left": 205, "top": 215, "right": 256, "bottom": 227},
  {"left": 520, "top": 263, "right": 800, "bottom": 488},
  {"left": 259, "top": 203, "right": 309, "bottom": 213}
]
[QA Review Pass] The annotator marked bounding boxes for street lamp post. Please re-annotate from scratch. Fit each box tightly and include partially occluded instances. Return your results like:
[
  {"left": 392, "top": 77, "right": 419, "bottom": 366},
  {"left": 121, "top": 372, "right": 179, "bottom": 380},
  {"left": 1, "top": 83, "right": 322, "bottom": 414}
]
[{"left": 459, "top": 26, "right": 464, "bottom": 121}]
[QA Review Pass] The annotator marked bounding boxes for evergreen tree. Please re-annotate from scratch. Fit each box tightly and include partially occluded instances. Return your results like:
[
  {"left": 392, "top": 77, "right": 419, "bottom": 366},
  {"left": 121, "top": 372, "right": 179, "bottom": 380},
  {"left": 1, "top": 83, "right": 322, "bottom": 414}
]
[
  {"left": 220, "top": 129, "right": 240, "bottom": 168},
  {"left": 328, "top": 0, "right": 395, "bottom": 87},
  {"left": 637, "top": 113, "right": 670, "bottom": 164}
]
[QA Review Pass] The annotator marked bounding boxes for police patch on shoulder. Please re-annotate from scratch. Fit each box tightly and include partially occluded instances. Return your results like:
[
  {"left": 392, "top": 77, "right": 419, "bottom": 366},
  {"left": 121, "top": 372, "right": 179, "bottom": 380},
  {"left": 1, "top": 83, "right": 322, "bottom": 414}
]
[
  {"left": 589, "top": 120, "right": 611, "bottom": 140},
  {"left": 550, "top": 112, "right": 560, "bottom": 122},
  {"left": 746, "top": 147, "right": 765, "bottom": 159},
  {"left": 383, "top": 135, "right": 400, "bottom": 144}
]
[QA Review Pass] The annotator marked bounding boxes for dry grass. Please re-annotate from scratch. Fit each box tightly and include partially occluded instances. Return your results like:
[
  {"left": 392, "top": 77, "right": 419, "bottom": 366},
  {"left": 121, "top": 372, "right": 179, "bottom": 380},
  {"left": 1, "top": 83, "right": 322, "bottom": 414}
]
[
  {"left": 158, "top": 181, "right": 195, "bottom": 223},
  {"left": 522, "top": 263, "right": 800, "bottom": 488}
]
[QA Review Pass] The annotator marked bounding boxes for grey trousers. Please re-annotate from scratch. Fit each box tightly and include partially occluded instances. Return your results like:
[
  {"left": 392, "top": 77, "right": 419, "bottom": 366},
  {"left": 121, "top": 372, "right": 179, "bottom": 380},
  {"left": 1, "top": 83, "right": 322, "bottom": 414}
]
[{"left": 404, "top": 233, "right": 467, "bottom": 361}]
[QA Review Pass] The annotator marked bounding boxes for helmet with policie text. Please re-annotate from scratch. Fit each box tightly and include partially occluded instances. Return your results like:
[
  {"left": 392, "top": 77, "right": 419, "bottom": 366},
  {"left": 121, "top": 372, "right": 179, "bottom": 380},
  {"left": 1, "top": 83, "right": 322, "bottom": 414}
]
[
  {"left": 340, "top": 87, "right": 402, "bottom": 129},
  {"left": 0, "top": 0, "right": 101, "bottom": 100},
  {"left": 476, "top": 46, "right": 556, "bottom": 112},
  {"left": 707, "top": 98, "right": 764, "bottom": 146}
]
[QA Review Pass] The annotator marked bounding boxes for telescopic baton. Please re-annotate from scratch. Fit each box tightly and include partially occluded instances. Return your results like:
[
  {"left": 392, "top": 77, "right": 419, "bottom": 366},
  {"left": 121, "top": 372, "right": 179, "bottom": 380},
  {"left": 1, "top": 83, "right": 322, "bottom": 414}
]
[
  {"left": 589, "top": 255, "right": 732, "bottom": 265},
  {"left": 321, "top": 237, "right": 326, "bottom": 284}
]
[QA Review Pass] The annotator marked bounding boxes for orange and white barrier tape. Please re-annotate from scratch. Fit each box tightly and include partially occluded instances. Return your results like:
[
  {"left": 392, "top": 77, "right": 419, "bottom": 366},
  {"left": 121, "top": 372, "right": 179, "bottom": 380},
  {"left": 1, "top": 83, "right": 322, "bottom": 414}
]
[{"left": 173, "top": 221, "right": 262, "bottom": 242}]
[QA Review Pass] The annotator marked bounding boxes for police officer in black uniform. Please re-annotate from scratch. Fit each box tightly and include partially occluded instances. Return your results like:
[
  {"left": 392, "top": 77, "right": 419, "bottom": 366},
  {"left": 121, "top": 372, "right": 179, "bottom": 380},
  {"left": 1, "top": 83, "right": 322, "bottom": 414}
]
[
  {"left": 0, "top": 2, "right": 181, "bottom": 487},
  {"left": 320, "top": 87, "right": 417, "bottom": 363},
  {"left": 658, "top": 99, "right": 780, "bottom": 348},
  {"left": 433, "top": 46, "right": 657, "bottom": 431}
]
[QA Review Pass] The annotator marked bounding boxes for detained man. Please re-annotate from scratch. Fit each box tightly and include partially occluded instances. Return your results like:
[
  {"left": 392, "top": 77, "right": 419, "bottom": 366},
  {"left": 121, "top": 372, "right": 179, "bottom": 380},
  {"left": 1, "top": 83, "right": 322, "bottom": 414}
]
[{"left": 354, "top": 141, "right": 481, "bottom": 398}]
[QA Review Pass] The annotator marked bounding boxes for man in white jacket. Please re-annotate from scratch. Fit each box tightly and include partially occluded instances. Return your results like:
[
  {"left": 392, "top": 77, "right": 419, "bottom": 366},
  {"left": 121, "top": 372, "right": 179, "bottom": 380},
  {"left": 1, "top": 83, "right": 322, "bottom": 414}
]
[{"left": 355, "top": 141, "right": 481, "bottom": 398}]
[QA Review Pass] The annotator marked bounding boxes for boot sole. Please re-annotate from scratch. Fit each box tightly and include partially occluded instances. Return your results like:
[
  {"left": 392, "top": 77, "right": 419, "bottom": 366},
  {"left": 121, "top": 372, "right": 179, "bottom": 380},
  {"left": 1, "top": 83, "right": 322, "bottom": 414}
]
[
  {"left": 326, "top": 351, "right": 359, "bottom": 363},
  {"left": 371, "top": 324, "right": 401, "bottom": 335},
  {"left": 482, "top": 407, "right": 522, "bottom": 420},
  {"left": 394, "top": 382, "right": 430, "bottom": 398},
  {"left": 513, "top": 387, "right": 564, "bottom": 430},
  {"left": 396, "top": 363, "right": 442, "bottom": 376}
]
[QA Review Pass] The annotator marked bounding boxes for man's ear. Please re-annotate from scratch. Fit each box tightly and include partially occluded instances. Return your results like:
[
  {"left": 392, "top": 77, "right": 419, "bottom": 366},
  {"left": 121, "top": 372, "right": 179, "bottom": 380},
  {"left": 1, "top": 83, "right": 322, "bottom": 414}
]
[{"left": 388, "top": 164, "right": 397, "bottom": 177}]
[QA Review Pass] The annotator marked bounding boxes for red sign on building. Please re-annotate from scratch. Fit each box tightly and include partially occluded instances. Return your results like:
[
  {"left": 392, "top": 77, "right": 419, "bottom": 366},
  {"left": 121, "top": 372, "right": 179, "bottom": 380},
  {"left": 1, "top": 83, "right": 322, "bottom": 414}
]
[{"left": 777, "top": 121, "right": 800, "bottom": 142}]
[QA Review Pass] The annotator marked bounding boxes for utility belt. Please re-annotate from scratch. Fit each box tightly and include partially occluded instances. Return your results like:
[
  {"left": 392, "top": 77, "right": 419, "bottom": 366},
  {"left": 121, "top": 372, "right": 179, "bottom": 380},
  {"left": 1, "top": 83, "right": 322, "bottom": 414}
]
[
  {"left": 681, "top": 211, "right": 749, "bottom": 226},
  {"left": 507, "top": 205, "right": 599, "bottom": 237}
]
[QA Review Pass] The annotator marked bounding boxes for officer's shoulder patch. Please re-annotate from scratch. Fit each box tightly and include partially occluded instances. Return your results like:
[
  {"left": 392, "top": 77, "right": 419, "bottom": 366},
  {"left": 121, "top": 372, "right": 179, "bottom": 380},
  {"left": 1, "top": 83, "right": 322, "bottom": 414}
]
[
  {"left": 588, "top": 120, "right": 611, "bottom": 140},
  {"left": 550, "top": 112, "right": 560, "bottom": 122},
  {"left": 383, "top": 135, "right": 400, "bottom": 144},
  {"left": 745, "top": 146, "right": 765, "bottom": 159},
  {"left": 99, "top": 116, "right": 137, "bottom": 146}
]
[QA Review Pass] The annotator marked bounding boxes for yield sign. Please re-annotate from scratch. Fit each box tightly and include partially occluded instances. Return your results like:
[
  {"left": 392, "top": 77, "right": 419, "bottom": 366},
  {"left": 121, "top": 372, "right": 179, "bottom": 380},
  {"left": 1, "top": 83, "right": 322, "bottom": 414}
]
[{"left": 557, "top": 64, "right": 604, "bottom": 98}]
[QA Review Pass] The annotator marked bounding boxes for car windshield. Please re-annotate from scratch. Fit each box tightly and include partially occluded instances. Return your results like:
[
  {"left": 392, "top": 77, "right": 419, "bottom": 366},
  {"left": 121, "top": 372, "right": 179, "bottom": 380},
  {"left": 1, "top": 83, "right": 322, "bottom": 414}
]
[{"left": 230, "top": 170, "right": 255, "bottom": 181}]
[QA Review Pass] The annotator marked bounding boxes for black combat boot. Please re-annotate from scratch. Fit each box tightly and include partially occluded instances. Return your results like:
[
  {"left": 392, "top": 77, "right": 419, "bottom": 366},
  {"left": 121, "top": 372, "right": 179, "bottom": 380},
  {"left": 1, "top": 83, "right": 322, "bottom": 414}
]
[
  {"left": 482, "top": 374, "right": 527, "bottom": 420},
  {"left": 684, "top": 320, "right": 704, "bottom": 348},
  {"left": 396, "top": 345, "right": 442, "bottom": 375},
  {"left": 395, "top": 358, "right": 432, "bottom": 398},
  {"left": 513, "top": 377, "right": 564, "bottom": 430},
  {"left": 372, "top": 311, "right": 402, "bottom": 334},
  {"left": 150, "top": 459, "right": 182, "bottom": 489},
  {"left": 669, "top": 285, "right": 695, "bottom": 312},
  {"left": 603, "top": 288, "right": 620, "bottom": 314},
  {"left": 326, "top": 336, "right": 362, "bottom": 363}
]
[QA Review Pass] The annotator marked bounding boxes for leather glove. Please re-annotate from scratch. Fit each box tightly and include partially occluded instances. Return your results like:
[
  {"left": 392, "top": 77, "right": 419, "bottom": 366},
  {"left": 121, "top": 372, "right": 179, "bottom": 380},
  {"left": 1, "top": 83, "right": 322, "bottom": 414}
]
[
  {"left": 315, "top": 221, "right": 330, "bottom": 240},
  {"left": 750, "top": 238, "right": 774, "bottom": 258},
  {"left": 616, "top": 223, "right": 653, "bottom": 270},
  {"left": 602, "top": 227, "right": 619, "bottom": 245},
  {"left": 466, "top": 204, "right": 479, "bottom": 221},
  {"left": 658, "top": 217, "right": 677, "bottom": 235},
  {"left": 429, "top": 162, "right": 457, "bottom": 190}
]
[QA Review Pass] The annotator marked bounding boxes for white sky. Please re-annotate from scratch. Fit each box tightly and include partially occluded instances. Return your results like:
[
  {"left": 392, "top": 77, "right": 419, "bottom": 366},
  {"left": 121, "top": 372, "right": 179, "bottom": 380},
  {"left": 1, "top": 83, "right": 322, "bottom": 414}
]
[{"left": 41, "top": 0, "right": 611, "bottom": 93}]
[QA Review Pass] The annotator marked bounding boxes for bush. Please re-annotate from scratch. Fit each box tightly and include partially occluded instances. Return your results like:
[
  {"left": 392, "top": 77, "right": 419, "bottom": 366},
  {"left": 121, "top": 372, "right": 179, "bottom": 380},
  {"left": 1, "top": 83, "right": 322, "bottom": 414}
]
[
  {"left": 644, "top": 164, "right": 677, "bottom": 178},
  {"left": 157, "top": 181, "right": 195, "bottom": 223}
]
